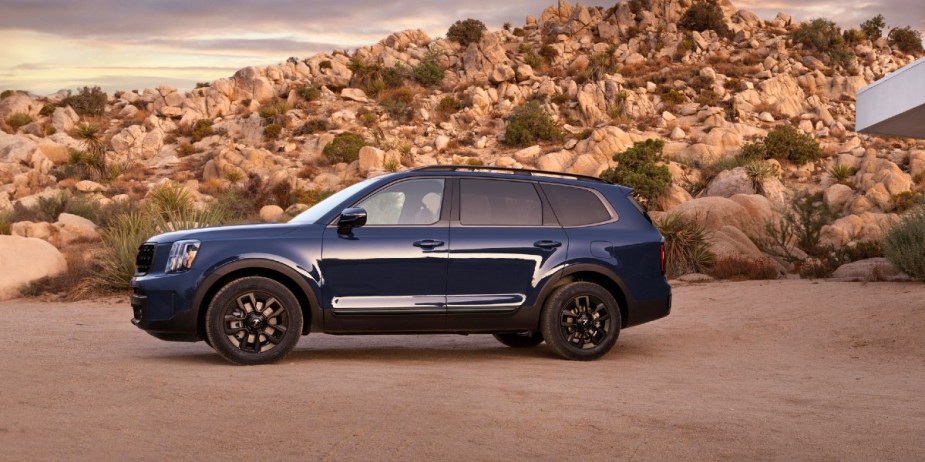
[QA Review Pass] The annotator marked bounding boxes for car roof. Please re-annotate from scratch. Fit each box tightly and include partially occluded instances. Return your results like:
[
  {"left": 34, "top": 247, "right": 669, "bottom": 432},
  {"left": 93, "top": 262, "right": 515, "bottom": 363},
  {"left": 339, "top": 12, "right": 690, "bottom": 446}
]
[{"left": 393, "top": 165, "right": 631, "bottom": 193}]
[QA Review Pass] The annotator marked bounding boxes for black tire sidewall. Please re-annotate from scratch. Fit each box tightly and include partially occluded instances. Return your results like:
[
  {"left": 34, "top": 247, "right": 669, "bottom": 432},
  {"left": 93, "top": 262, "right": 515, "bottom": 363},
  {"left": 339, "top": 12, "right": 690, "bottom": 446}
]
[
  {"left": 205, "top": 276, "right": 303, "bottom": 365},
  {"left": 541, "top": 282, "right": 621, "bottom": 361}
]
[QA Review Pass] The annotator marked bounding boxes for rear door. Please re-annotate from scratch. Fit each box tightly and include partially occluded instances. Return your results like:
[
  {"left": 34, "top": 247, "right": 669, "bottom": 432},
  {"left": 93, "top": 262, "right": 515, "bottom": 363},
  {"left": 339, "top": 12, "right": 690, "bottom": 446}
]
[{"left": 445, "top": 178, "right": 568, "bottom": 330}]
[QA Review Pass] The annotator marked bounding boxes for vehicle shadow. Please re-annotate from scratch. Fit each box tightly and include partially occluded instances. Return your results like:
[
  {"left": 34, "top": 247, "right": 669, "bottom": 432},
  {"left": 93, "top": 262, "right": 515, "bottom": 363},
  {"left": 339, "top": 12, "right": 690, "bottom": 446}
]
[{"left": 147, "top": 335, "right": 654, "bottom": 366}]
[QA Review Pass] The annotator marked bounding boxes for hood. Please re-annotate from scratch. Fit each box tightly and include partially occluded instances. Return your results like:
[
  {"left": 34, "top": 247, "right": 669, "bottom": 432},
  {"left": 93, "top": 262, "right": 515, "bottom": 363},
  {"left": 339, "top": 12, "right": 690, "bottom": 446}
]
[{"left": 147, "top": 223, "right": 318, "bottom": 244}]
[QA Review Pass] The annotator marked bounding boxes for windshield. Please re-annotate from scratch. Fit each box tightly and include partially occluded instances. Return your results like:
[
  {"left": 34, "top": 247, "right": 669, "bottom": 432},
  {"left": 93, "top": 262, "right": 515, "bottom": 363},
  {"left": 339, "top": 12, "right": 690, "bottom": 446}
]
[{"left": 288, "top": 177, "right": 378, "bottom": 225}]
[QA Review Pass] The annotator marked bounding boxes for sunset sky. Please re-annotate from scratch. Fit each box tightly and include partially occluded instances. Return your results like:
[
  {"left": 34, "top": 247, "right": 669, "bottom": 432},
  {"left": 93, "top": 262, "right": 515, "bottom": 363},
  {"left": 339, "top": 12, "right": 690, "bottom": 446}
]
[{"left": 0, "top": 0, "right": 922, "bottom": 95}]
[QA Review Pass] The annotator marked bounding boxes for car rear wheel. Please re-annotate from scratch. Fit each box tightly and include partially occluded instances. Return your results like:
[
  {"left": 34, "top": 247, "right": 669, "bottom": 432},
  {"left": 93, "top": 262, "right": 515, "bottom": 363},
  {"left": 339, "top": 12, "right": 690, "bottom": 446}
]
[
  {"left": 493, "top": 331, "right": 544, "bottom": 348},
  {"left": 205, "top": 276, "right": 303, "bottom": 365},
  {"left": 540, "top": 282, "right": 621, "bottom": 361}
]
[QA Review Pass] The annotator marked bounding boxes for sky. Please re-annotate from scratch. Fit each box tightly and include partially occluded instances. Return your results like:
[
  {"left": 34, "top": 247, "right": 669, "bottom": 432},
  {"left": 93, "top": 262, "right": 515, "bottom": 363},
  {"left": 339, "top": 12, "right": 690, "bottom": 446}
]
[{"left": 0, "top": 0, "right": 922, "bottom": 96}]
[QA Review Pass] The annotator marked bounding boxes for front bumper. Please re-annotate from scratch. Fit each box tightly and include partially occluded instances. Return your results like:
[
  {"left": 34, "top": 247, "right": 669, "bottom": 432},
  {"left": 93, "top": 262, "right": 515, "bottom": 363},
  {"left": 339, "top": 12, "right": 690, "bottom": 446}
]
[{"left": 130, "top": 276, "right": 201, "bottom": 342}]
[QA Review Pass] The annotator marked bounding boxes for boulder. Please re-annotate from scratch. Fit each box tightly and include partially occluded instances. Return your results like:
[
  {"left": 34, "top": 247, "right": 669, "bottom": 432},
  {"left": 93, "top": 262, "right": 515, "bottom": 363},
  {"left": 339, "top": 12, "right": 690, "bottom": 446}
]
[
  {"left": 824, "top": 184, "right": 854, "bottom": 211},
  {"left": 670, "top": 196, "right": 762, "bottom": 239},
  {"left": 358, "top": 146, "right": 385, "bottom": 174},
  {"left": 259, "top": 205, "right": 285, "bottom": 223},
  {"left": 0, "top": 235, "right": 67, "bottom": 300},
  {"left": 55, "top": 213, "right": 101, "bottom": 245},
  {"left": 340, "top": 88, "right": 369, "bottom": 103},
  {"left": 704, "top": 167, "right": 754, "bottom": 197},
  {"left": 831, "top": 258, "right": 909, "bottom": 282}
]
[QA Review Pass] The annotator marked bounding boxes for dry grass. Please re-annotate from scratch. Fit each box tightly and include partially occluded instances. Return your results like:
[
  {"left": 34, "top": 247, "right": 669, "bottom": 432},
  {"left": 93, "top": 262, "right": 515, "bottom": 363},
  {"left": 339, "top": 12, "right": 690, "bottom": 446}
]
[
  {"left": 19, "top": 242, "right": 104, "bottom": 299},
  {"left": 709, "top": 255, "right": 780, "bottom": 281}
]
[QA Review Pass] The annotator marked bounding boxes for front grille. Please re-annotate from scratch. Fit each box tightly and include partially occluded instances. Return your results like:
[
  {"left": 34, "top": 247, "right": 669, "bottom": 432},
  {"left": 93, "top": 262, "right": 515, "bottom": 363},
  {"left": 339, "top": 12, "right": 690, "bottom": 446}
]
[{"left": 135, "top": 244, "right": 156, "bottom": 275}]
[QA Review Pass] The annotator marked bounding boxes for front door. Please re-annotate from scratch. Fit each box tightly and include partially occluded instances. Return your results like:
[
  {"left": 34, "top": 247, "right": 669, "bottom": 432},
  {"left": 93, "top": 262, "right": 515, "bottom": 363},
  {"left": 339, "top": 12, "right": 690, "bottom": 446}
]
[
  {"left": 446, "top": 178, "right": 568, "bottom": 330},
  {"left": 320, "top": 177, "right": 449, "bottom": 332}
]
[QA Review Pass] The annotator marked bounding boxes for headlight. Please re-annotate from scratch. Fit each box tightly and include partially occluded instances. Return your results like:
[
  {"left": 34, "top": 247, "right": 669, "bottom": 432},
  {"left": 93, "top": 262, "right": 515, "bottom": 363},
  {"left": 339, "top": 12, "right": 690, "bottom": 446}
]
[{"left": 165, "top": 240, "right": 200, "bottom": 273}]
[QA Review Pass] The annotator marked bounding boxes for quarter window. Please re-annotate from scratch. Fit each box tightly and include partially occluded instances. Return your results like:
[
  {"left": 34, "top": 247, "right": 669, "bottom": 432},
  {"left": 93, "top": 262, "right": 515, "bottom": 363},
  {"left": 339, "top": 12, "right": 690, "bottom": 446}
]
[
  {"left": 460, "top": 179, "right": 542, "bottom": 226},
  {"left": 357, "top": 179, "right": 445, "bottom": 225},
  {"left": 541, "top": 184, "right": 613, "bottom": 227}
]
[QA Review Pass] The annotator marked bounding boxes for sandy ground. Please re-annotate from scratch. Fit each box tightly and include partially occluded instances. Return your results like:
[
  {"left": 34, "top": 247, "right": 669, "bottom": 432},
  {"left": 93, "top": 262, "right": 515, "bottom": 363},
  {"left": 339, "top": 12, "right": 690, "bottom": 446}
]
[{"left": 1, "top": 280, "right": 924, "bottom": 461}]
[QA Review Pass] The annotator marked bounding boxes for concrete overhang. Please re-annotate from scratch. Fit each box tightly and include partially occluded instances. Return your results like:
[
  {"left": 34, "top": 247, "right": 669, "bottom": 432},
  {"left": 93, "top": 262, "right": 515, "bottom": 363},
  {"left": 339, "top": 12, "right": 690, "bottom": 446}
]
[{"left": 856, "top": 56, "right": 925, "bottom": 139}]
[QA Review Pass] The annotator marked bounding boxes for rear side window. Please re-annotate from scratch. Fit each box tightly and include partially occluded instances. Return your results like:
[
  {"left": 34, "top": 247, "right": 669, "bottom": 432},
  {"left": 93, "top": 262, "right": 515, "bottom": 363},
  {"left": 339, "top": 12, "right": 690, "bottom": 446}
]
[
  {"left": 460, "top": 179, "right": 542, "bottom": 226},
  {"left": 541, "top": 184, "right": 613, "bottom": 227}
]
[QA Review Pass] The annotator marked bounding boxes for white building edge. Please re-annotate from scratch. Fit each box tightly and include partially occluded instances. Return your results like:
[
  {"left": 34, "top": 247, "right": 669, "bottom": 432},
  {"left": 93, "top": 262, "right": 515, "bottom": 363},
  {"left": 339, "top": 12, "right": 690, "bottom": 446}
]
[{"left": 856, "top": 56, "right": 925, "bottom": 139}]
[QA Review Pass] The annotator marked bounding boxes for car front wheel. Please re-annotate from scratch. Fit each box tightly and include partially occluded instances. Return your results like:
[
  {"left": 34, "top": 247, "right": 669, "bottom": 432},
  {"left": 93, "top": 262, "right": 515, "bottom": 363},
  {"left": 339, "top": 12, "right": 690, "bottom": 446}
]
[
  {"left": 540, "top": 282, "right": 621, "bottom": 361},
  {"left": 205, "top": 276, "right": 303, "bottom": 365}
]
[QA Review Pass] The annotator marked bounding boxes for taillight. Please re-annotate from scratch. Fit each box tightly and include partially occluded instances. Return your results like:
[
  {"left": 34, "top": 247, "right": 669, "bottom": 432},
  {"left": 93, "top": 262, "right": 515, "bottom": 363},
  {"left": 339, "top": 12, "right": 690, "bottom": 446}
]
[{"left": 660, "top": 242, "right": 666, "bottom": 274}]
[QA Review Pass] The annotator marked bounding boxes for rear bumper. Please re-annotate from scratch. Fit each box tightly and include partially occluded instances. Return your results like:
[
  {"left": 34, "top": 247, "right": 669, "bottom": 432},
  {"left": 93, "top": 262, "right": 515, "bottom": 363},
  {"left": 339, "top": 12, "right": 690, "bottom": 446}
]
[{"left": 624, "top": 293, "right": 671, "bottom": 328}]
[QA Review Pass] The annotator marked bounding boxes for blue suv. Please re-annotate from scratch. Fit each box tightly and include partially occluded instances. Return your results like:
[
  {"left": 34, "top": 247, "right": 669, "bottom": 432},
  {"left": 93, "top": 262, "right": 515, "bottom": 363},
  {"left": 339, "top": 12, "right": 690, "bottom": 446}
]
[{"left": 131, "top": 166, "right": 671, "bottom": 364}]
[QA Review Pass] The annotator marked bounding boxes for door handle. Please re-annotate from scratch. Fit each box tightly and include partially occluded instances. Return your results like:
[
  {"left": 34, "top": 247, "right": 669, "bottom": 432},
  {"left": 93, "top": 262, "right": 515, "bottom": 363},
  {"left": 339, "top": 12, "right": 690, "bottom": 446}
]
[
  {"left": 534, "top": 240, "right": 562, "bottom": 250},
  {"left": 413, "top": 239, "right": 445, "bottom": 249}
]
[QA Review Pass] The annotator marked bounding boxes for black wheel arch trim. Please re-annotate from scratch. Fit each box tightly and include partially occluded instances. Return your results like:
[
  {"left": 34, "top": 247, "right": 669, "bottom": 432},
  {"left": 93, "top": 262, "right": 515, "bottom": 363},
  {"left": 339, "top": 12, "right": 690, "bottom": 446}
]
[
  {"left": 192, "top": 255, "right": 323, "bottom": 336},
  {"left": 536, "top": 263, "right": 633, "bottom": 325}
]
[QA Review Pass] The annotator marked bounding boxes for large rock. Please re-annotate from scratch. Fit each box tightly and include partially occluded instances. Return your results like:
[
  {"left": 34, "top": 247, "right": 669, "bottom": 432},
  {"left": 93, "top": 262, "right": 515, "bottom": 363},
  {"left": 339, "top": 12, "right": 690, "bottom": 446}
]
[
  {"left": 358, "top": 146, "right": 385, "bottom": 174},
  {"left": 831, "top": 258, "right": 909, "bottom": 282},
  {"left": 55, "top": 213, "right": 101, "bottom": 245},
  {"left": 259, "top": 205, "right": 285, "bottom": 223},
  {"left": 670, "top": 196, "right": 763, "bottom": 239},
  {"left": 0, "top": 235, "right": 67, "bottom": 300},
  {"left": 0, "top": 93, "right": 41, "bottom": 121},
  {"left": 704, "top": 167, "right": 754, "bottom": 197}
]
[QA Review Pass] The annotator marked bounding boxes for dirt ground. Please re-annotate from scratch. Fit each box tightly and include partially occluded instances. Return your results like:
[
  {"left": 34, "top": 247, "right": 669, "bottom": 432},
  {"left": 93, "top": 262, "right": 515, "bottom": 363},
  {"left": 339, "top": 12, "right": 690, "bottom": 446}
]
[{"left": 1, "top": 280, "right": 924, "bottom": 461}]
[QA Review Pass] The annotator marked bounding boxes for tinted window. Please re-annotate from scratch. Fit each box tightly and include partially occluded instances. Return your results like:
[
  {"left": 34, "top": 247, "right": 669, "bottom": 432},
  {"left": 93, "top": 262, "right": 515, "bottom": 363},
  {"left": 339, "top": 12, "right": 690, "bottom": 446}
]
[
  {"left": 541, "top": 184, "right": 612, "bottom": 227},
  {"left": 460, "top": 179, "right": 542, "bottom": 226},
  {"left": 358, "top": 179, "right": 445, "bottom": 225}
]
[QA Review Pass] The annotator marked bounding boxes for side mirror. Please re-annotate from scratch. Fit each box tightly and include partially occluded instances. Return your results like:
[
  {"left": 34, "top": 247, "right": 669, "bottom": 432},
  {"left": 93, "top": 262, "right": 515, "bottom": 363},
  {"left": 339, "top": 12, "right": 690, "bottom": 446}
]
[{"left": 337, "top": 208, "right": 367, "bottom": 235}]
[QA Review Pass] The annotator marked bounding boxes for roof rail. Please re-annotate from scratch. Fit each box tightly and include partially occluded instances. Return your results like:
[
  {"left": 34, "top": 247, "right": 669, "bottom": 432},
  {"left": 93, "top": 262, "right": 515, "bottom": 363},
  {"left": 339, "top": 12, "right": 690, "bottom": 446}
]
[{"left": 412, "top": 165, "right": 610, "bottom": 184}]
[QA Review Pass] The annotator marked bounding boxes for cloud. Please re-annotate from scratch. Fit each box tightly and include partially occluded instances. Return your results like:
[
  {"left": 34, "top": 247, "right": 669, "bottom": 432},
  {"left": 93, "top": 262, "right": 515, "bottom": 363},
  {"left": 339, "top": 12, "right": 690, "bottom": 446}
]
[{"left": 0, "top": 0, "right": 922, "bottom": 95}]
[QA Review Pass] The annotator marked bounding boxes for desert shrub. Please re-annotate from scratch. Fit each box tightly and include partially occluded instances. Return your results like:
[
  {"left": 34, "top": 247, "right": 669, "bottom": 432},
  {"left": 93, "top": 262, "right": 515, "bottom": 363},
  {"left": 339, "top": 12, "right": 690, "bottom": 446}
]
[
  {"left": 539, "top": 45, "right": 559, "bottom": 61},
  {"left": 883, "top": 206, "right": 925, "bottom": 280},
  {"left": 763, "top": 191, "right": 834, "bottom": 260},
  {"left": 195, "top": 82, "right": 211, "bottom": 88},
  {"left": 209, "top": 187, "right": 257, "bottom": 223},
  {"left": 412, "top": 53, "right": 445, "bottom": 86},
  {"left": 522, "top": 49, "right": 544, "bottom": 69},
  {"left": 696, "top": 89, "right": 721, "bottom": 106},
  {"left": 661, "top": 89, "right": 686, "bottom": 107},
  {"left": 37, "top": 190, "right": 100, "bottom": 222},
  {"left": 860, "top": 15, "right": 885, "bottom": 40},
  {"left": 5, "top": 113, "right": 32, "bottom": 131},
  {"left": 190, "top": 119, "right": 213, "bottom": 142},
  {"left": 583, "top": 46, "right": 619, "bottom": 82},
  {"left": 296, "top": 84, "right": 321, "bottom": 102},
  {"left": 0, "top": 90, "right": 14, "bottom": 99},
  {"left": 146, "top": 183, "right": 193, "bottom": 217},
  {"left": 258, "top": 99, "right": 290, "bottom": 120},
  {"left": 447, "top": 19, "right": 487, "bottom": 46},
  {"left": 888, "top": 26, "right": 924, "bottom": 55},
  {"left": 743, "top": 160, "right": 779, "bottom": 193},
  {"left": 292, "top": 188, "right": 335, "bottom": 207},
  {"left": 892, "top": 191, "right": 924, "bottom": 213},
  {"left": 264, "top": 123, "right": 283, "bottom": 140},
  {"left": 678, "top": 0, "right": 731, "bottom": 38},
  {"left": 656, "top": 213, "right": 714, "bottom": 278},
  {"left": 600, "top": 139, "right": 672, "bottom": 205},
  {"left": 791, "top": 18, "right": 853, "bottom": 65},
  {"left": 826, "top": 164, "right": 856, "bottom": 185},
  {"left": 380, "top": 86, "right": 416, "bottom": 123},
  {"left": 740, "top": 126, "right": 821, "bottom": 165},
  {"left": 95, "top": 211, "right": 156, "bottom": 290},
  {"left": 0, "top": 211, "right": 11, "bottom": 235},
  {"left": 294, "top": 119, "right": 330, "bottom": 136},
  {"left": 709, "top": 255, "right": 779, "bottom": 280},
  {"left": 503, "top": 101, "right": 562, "bottom": 147},
  {"left": 348, "top": 58, "right": 407, "bottom": 96},
  {"left": 724, "top": 78, "right": 747, "bottom": 92},
  {"left": 842, "top": 28, "right": 866, "bottom": 46},
  {"left": 323, "top": 132, "right": 367, "bottom": 164},
  {"left": 437, "top": 95, "right": 463, "bottom": 116},
  {"left": 60, "top": 86, "right": 107, "bottom": 116}
]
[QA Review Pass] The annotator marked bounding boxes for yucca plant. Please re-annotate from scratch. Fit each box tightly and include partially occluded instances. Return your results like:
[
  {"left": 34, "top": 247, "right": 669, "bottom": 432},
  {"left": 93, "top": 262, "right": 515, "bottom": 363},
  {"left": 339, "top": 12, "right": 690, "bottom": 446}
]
[
  {"left": 826, "top": 164, "right": 856, "bottom": 185},
  {"left": 884, "top": 205, "right": 925, "bottom": 280},
  {"left": 146, "top": 183, "right": 194, "bottom": 218},
  {"left": 744, "top": 160, "right": 779, "bottom": 193},
  {"left": 95, "top": 211, "right": 156, "bottom": 290},
  {"left": 655, "top": 213, "right": 715, "bottom": 278}
]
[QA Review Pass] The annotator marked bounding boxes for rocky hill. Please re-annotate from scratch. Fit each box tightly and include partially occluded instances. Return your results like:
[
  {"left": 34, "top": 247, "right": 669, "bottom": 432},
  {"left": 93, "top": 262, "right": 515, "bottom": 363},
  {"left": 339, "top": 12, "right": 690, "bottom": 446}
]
[{"left": 1, "top": 0, "right": 924, "bottom": 297}]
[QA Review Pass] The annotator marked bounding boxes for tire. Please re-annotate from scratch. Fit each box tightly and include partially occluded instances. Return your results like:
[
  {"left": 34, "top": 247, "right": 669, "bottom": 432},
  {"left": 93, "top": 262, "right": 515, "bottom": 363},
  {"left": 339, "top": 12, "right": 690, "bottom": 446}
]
[
  {"left": 540, "top": 282, "right": 621, "bottom": 361},
  {"left": 493, "top": 331, "right": 544, "bottom": 348},
  {"left": 205, "top": 276, "right": 303, "bottom": 365}
]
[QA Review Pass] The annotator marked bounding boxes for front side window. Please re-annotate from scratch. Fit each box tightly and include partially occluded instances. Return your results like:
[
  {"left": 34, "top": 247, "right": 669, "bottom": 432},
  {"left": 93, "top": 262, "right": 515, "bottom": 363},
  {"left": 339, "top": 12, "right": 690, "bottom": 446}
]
[
  {"left": 460, "top": 179, "right": 542, "bottom": 226},
  {"left": 357, "top": 178, "right": 445, "bottom": 225}
]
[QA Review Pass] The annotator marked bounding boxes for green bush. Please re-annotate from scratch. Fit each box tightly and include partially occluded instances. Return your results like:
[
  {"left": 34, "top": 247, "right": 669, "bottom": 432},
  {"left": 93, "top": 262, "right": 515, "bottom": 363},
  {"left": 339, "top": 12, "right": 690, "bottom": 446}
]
[
  {"left": 257, "top": 99, "right": 290, "bottom": 120},
  {"left": 503, "top": 101, "right": 562, "bottom": 147},
  {"left": 826, "top": 164, "right": 856, "bottom": 185},
  {"left": 437, "top": 95, "right": 463, "bottom": 116},
  {"left": 679, "top": 0, "right": 731, "bottom": 38},
  {"left": 61, "top": 86, "right": 108, "bottom": 116},
  {"left": 296, "top": 84, "right": 321, "bottom": 102},
  {"left": 37, "top": 191, "right": 100, "bottom": 222},
  {"left": 763, "top": 191, "right": 834, "bottom": 260},
  {"left": 412, "top": 53, "right": 445, "bottom": 86},
  {"left": 447, "top": 19, "right": 487, "bottom": 46},
  {"left": 0, "top": 90, "right": 14, "bottom": 99},
  {"left": 190, "top": 119, "right": 213, "bottom": 142},
  {"left": 888, "top": 26, "right": 924, "bottom": 55},
  {"left": 884, "top": 206, "right": 925, "bottom": 280},
  {"left": 860, "top": 15, "right": 885, "bottom": 40},
  {"left": 600, "top": 139, "right": 672, "bottom": 205},
  {"left": 791, "top": 19, "right": 853, "bottom": 65},
  {"left": 0, "top": 211, "right": 12, "bottom": 235},
  {"left": 348, "top": 58, "right": 408, "bottom": 96},
  {"left": 380, "top": 87, "right": 416, "bottom": 123},
  {"left": 5, "top": 113, "right": 32, "bottom": 131},
  {"left": 740, "top": 126, "right": 821, "bottom": 166},
  {"left": 655, "top": 213, "right": 715, "bottom": 278},
  {"left": 264, "top": 123, "right": 283, "bottom": 140},
  {"left": 95, "top": 211, "right": 155, "bottom": 290},
  {"left": 323, "top": 132, "right": 367, "bottom": 164}
]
